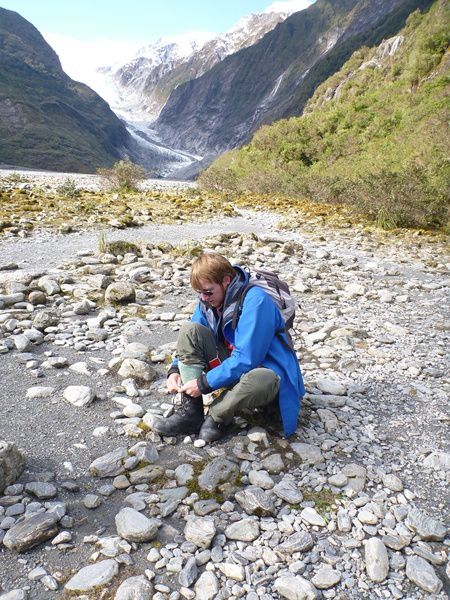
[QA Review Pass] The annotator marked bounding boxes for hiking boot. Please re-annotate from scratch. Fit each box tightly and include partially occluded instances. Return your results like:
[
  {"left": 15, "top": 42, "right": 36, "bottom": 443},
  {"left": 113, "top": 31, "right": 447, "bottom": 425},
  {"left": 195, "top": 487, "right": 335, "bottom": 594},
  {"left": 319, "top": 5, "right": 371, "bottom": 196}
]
[
  {"left": 198, "top": 415, "right": 227, "bottom": 443},
  {"left": 152, "top": 393, "right": 204, "bottom": 436}
]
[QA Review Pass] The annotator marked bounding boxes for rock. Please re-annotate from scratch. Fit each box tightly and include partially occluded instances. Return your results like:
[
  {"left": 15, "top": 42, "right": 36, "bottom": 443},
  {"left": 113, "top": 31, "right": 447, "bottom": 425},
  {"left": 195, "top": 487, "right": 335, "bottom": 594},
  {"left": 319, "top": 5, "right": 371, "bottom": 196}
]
[
  {"left": 0, "top": 591, "right": 28, "bottom": 600},
  {"left": 105, "top": 282, "right": 136, "bottom": 305},
  {"left": 198, "top": 457, "right": 239, "bottom": 491},
  {"left": 328, "top": 473, "right": 348, "bottom": 487},
  {"left": 118, "top": 359, "right": 156, "bottom": 382},
  {"left": 63, "top": 385, "right": 95, "bottom": 407},
  {"left": 174, "top": 464, "right": 194, "bottom": 485},
  {"left": 261, "top": 453, "right": 285, "bottom": 474},
  {"left": 234, "top": 486, "right": 275, "bottom": 515},
  {"left": 291, "top": 443, "right": 323, "bottom": 465},
  {"left": 218, "top": 562, "right": 245, "bottom": 581},
  {"left": 32, "top": 309, "right": 59, "bottom": 330},
  {"left": 248, "top": 469, "right": 274, "bottom": 489},
  {"left": 25, "top": 482, "right": 57, "bottom": 499},
  {"left": 37, "top": 276, "right": 60, "bottom": 295},
  {"left": 89, "top": 447, "right": 128, "bottom": 478},
  {"left": 365, "top": 537, "right": 389, "bottom": 582},
  {"left": 25, "top": 386, "right": 55, "bottom": 399},
  {"left": 28, "top": 290, "right": 46, "bottom": 305},
  {"left": 274, "top": 575, "right": 318, "bottom": 599},
  {"left": 12, "top": 335, "right": 31, "bottom": 352},
  {"left": 194, "top": 571, "right": 219, "bottom": 600},
  {"left": 405, "top": 555, "right": 443, "bottom": 594},
  {"left": 115, "top": 507, "right": 158, "bottom": 542},
  {"left": 382, "top": 473, "right": 403, "bottom": 492},
  {"left": 278, "top": 531, "right": 314, "bottom": 553},
  {"left": 114, "top": 575, "right": 153, "bottom": 600},
  {"left": 65, "top": 559, "right": 119, "bottom": 592},
  {"left": 3, "top": 512, "right": 58, "bottom": 552},
  {"left": 423, "top": 450, "right": 450, "bottom": 471},
  {"left": 273, "top": 477, "right": 303, "bottom": 504},
  {"left": 184, "top": 516, "right": 216, "bottom": 549},
  {"left": 0, "top": 441, "right": 25, "bottom": 494},
  {"left": 311, "top": 568, "right": 341, "bottom": 589},
  {"left": 405, "top": 507, "right": 447, "bottom": 541},
  {"left": 301, "top": 507, "right": 326, "bottom": 527},
  {"left": 128, "top": 465, "right": 164, "bottom": 485},
  {"left": 178, "top": 556, "right": 198, "bottom": 587},
  {"left": 225, "top": 519, "right": 260, "bottom": 542},
  {"left": 83, "top": 494, "right": 102, "bottom": 509},
  {"left": 316, "top": 379, "right": 346, "bottom": 396}
]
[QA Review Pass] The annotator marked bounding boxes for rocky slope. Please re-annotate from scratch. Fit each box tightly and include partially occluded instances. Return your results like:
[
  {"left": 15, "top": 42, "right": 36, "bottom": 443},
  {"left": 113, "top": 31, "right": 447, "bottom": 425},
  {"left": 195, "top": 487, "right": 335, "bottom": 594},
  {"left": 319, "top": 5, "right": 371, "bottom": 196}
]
[
  {"left": 0, "top": 176, "right": 448, "bottom": 599},
  {"left": 155, "top": 0, "right": 433, "bottom": 161}
]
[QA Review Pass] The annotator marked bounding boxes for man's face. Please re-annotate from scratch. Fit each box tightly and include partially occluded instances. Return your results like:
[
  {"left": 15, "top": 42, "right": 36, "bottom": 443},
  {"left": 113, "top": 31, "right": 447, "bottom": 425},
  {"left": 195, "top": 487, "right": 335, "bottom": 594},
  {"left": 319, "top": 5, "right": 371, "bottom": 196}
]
[{"left": 196, "top": 276, "right": 231, "bottom": 309}]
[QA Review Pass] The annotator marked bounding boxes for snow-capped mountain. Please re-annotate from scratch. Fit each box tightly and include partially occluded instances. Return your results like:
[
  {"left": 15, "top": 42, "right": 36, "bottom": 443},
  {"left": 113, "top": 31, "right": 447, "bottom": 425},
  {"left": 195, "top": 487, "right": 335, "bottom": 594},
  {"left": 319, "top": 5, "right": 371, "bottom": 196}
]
[{"left": 92, "top": 10, "right": 295, "bottom": 124}]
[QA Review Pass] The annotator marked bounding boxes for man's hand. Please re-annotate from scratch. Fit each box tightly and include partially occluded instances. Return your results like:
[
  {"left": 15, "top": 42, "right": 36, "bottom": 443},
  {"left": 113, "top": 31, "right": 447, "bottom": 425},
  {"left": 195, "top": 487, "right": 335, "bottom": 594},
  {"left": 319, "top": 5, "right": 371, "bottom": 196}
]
[
  {"left": 167, "top": 372, "right": 182, "bottom": 393},
  {"left": 180, "top": 379, "right": 202, "bottom": 397}
]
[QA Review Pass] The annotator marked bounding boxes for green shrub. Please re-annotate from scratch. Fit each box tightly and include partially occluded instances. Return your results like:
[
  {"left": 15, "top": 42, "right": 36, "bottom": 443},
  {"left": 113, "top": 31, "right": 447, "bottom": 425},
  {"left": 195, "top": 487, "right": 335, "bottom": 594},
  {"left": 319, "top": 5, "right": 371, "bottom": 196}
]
[
  {"left": 97, "top": 160, "right": 146, "bottom": 192},
  {"left": 56, "top": 177, "right": 79, "bottom": 198}
]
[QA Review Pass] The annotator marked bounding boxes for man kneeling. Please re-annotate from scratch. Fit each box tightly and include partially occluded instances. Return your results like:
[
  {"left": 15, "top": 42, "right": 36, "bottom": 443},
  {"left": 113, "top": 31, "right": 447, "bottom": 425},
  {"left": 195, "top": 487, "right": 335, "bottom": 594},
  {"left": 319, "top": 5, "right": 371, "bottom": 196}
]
[{"left": 153, "top": 252, "right": 305, "bottom": 442}]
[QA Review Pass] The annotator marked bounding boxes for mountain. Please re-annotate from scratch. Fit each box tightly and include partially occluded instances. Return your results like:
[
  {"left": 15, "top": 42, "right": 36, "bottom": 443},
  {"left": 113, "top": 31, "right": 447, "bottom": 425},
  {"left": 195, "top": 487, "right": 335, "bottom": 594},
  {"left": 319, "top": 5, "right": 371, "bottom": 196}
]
[
  {"left": 0, "top": 7, "right": 131, "bottom": 173},
  {"left": 94, "top": 12, "right": 290, "bottom": 124},
  {"left": 199, "top": 0, "right": 449, "bottom": 229},
  {"left": 155, "top": 0, "right": 435, "bottom": 162}
]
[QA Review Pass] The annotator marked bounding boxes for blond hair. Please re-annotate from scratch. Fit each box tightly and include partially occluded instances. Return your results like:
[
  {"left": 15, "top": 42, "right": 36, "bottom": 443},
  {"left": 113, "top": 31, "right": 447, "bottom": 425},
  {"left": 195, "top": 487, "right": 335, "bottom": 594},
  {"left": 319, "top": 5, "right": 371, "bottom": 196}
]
[{"left": 190, "top": 252, "right": 235, "bottom": 289}]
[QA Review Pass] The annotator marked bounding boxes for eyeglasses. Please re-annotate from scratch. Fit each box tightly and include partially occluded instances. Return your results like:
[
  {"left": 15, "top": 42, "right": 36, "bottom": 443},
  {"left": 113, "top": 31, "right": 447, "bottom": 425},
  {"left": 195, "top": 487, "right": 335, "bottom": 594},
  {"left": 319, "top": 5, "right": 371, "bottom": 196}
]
[{"left": 197, "top": 288, "right": 214, "bottom": 297}]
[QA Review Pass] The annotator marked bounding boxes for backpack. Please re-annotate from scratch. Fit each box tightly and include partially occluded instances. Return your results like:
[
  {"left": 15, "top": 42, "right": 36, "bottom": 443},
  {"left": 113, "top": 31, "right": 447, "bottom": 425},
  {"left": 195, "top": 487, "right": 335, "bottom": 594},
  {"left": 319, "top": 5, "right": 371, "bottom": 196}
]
[{"left": 230, "top": 269, "right": 297, "bottom": 350}]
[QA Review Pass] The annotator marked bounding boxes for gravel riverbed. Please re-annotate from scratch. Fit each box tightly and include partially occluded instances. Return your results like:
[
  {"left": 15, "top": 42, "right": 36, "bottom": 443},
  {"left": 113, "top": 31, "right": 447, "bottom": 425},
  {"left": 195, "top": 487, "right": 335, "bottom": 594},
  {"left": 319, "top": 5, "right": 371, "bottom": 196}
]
[{"left": 0, "top": 185, "right": 448, "bottom": 599}]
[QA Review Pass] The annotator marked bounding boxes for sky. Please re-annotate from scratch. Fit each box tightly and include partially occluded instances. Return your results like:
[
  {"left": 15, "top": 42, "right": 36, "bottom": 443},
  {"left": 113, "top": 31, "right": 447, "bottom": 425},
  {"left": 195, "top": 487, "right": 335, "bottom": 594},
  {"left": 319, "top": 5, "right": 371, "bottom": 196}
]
[{"left": 0, "top": 0, "right": 315, "bottom": 81}]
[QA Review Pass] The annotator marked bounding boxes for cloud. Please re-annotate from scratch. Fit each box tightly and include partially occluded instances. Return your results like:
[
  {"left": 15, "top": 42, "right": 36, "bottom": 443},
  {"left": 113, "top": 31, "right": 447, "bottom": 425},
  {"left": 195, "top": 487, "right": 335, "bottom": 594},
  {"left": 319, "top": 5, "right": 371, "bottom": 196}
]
[
  {"left": 44, "top": 32, "right": 142, "bottom": 82},
  {"left": 264, "top": 0, "right": 315, "bottom": 14}
]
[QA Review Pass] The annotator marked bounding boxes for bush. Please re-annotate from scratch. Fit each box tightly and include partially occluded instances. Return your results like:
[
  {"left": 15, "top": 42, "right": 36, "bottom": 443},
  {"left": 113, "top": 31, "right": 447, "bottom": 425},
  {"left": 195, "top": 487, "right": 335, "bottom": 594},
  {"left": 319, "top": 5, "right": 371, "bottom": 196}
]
[
  {"left": 56, "top": 177, "right": 79, "bottom": 198},
  {"left": 97, "top": 160, "right": 146, "bottom": 192}
]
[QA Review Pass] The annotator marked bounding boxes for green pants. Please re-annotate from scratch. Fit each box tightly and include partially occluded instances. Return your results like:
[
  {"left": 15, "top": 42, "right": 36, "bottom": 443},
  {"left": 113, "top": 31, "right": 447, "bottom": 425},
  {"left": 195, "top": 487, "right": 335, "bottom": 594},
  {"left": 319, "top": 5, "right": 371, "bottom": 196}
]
[{"left": 176, "top": 321, "right": 280, "bottom": 424}]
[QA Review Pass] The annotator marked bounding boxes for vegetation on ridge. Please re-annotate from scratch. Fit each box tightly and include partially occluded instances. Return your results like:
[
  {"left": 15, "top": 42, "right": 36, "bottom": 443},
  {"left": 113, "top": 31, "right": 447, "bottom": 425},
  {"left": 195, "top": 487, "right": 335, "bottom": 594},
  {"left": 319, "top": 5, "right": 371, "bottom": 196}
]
[{"left": 199, "top": 0, "right": 449, "bottom": 230}]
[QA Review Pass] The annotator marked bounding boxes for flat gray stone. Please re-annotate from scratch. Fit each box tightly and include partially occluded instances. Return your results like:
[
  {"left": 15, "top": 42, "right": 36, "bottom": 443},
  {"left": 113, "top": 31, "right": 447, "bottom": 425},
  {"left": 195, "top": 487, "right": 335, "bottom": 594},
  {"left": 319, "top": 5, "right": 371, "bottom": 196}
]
[
  {"left": 225, "top": 518, "right": 260, "bottom": 542},
  {"left": 178, "top": 556, "right": 198, "bottom": 588},
  {"left": 311, "top": 568, "right": 341, "bottom": 589},
  {"left": 406, "top": 555, "right": 443, "bottom": 594},
  {"left": 235, "top": 486, "right": 275, "bottom": 516},
  {"left": 65, "top": 559, "right": 119, "bottom": 592},
  {"left": 406, "top": 507, "right": 447, "bottom": 541},
  {"left": 0, "top": 591, "right": 28, "bottom": 600},
  {"left": 89, "top": 447, "right": 128, "bottom": 478},
  {"left": 301, "top": 507, "right": 326, "bottom": 527},
  {"left": 114, "top": 575, "right": 153, "bottom": 600},
  {"left": 278, "top": 531, "right": 314, "bottom": 554},
  {"left": 115, "top": 507, "right": 158, "bottom": 542},
  {"left": 3, "top": 512, "right": 58, "bottom": 552},
  {"left": 184, "top": 516, "right": 216, "bottom": 549},
  {"left": 273, "top": 477, "right": 303, "bottom": 504},
  {"left": 365, "top": 537, "right": 389, "bottom": 582},
  {"left": 198, "top": 457, "right": 239, "bottom": 492},
  {"left": 25, "top": 387, "right": 55, "bottom": 399},
  {"left": 274, "top": 575, "right": 318, "bottom": 599},
  {"left": 290, "top": 443, "right": 323, "bottom": 465},
  {"left": 25, "top": 482, "right": 57, "bottom": 500}
]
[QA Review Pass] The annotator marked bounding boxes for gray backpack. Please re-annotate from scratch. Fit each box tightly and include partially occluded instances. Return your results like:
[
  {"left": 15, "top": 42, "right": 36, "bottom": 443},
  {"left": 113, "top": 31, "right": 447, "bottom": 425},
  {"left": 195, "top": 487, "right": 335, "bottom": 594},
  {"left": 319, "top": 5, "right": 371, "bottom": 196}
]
[{"left": 231, "top": 269, "right": 296, "bottom": 349}]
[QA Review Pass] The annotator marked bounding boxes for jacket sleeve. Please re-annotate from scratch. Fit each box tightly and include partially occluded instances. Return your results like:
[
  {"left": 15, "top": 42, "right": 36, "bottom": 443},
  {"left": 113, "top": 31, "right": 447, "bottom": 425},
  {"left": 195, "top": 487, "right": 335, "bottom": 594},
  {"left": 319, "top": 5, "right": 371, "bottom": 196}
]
[{"left": 204, "top": 288, "right": 279, "bottom": 391}]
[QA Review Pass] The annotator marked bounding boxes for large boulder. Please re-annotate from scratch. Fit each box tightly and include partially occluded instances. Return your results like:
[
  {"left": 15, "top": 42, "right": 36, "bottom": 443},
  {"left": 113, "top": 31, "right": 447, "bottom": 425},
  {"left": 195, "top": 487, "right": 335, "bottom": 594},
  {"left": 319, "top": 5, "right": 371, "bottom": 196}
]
[
  {"left": 0, "top": 441, "right": 25, "bottom": 494},
  {"left": 105, "top": 282, "right": 136, "bottom": 305}
]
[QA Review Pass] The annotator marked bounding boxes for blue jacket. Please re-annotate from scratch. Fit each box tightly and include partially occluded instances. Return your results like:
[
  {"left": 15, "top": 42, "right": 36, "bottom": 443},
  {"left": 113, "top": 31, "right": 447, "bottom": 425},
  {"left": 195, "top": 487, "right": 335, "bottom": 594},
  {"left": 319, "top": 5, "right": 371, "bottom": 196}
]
[{"left": 191, "top": 267, "right": 304, "bottom": 436}]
